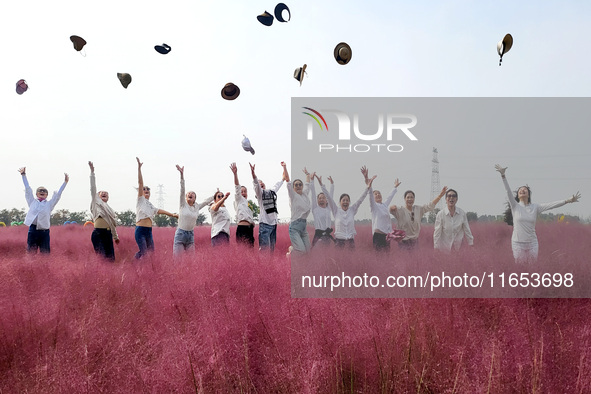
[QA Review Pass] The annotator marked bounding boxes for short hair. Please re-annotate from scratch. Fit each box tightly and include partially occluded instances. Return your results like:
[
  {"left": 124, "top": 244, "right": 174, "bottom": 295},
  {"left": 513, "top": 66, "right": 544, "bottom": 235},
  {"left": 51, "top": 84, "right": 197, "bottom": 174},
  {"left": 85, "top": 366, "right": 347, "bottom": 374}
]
[
  {"left": 446, "top": 189, "right": 458, "bottom": 199},
  {"left": 404, "top": 190, "right": 415, "bottom": 198},
  {"left": 339, "top": 193, "right": 350, "bottom": 202}
]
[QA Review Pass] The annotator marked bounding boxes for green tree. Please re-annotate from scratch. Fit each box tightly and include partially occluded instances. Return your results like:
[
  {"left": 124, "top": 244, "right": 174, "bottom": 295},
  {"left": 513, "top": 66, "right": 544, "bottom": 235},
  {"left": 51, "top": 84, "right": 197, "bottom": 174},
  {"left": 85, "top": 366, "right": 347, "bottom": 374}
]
[
  {"left": 117, "top": 210, "right": 136, "bottom": 226},
  {"left": 0, "top": 208, "right": 26, "bottom": 225},
  {"left": 153, "top": 214, "right": 178, "bottom": 227},
  {"left": 248, "top": 200, "right": 260, "bottom": 221},
  {"left": 196, "top": 213, "right": 206, "bottom": 226},
  {"left": 466, "top": 212, "right": 478, "bottom": 222},
  {"left": 427, "top": 209, "right": 440, "bottom": 224}
]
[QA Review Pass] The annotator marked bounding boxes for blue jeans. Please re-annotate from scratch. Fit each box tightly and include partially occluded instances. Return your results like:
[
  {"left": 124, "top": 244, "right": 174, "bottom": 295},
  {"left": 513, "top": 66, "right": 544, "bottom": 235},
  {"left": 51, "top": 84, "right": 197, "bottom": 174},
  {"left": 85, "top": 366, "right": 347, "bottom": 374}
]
[
  {"left": 135, "top": 226, "right": 154, "bottom": 259},
  {"left": 173, "top": 228, "right": 195, "bottom": 255},
  {"left": 27, "top": 224, "right": 50, "bottom": 254},
  {"left": 259, "top": 222, "right": 277, "bottom": 252},
  {"left": 289, "top": 219, "right": 310, "bottom": 253}
]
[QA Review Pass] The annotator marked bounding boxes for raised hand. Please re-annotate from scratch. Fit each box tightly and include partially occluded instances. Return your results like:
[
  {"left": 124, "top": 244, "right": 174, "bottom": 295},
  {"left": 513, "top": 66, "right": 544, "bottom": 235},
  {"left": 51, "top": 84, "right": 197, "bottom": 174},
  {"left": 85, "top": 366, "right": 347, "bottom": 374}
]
[{"left": 495, "top": 164, "right": 507, "bottom": 176}]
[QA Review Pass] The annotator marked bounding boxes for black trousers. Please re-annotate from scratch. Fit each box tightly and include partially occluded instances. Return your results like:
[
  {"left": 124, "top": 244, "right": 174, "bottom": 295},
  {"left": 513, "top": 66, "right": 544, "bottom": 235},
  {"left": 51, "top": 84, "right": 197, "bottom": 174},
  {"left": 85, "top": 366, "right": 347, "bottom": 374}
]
[
  {"left": 91, "top": 228, "right": 115, "bottom": 261},
  {"left": 236, "top": 224, "right": 255, "bottom": 247}
]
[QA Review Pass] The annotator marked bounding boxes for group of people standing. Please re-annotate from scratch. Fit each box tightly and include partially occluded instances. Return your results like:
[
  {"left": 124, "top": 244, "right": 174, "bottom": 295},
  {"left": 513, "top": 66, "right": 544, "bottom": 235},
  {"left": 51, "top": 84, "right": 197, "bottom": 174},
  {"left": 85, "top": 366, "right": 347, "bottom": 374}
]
[{"left": 16, "top": 162, "right": 581, "bottom": 264}]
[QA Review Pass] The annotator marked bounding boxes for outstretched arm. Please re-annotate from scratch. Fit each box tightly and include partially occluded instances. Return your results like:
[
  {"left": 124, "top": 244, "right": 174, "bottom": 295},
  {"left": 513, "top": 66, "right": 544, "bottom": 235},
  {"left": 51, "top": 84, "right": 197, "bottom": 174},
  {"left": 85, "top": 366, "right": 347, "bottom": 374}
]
[
  {"left": 19, "top": 167, "right": 34, "bottom": 206},
  {"left": 431, "top": 186, "right": 447, "bottom": 207},
  {"left": 89, "top": 161, "right": 97, "bottom": 199},
  {"left": 496, "top": 164, "right": 516, "bottom": 208},
  {"left": 281, "top": 161, "right": 290, "bottom": 183},
  {"left": 230, "top": 162, "right": 239, "bottom": 186},
  {"left": 176, "top": 165, "right": 185, "bottom": 208},
  {"left": 137, "top": 157, "right": 144, "bottom": 197},
  {"left": 157, "top": 209, "right": 178, "bottom": 218},
  {"left": 211, "top": 192, "right": 230, "bottom": 212}
]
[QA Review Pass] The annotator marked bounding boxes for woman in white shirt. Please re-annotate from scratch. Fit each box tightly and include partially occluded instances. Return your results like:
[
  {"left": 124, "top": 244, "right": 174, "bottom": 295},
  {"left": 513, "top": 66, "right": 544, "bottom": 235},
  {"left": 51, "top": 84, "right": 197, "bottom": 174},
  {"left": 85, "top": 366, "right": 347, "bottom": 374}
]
[
  {"left": 209, "top": 191, "right": 231, "bottom": 247},
  {"left": 362, "top": 166, "right": 400, "bottom": 252},
  {"left": 319, "top": 168, "right": 374, "bottom": 249},
  {"left": 310, "top": 173, "right": 335, "bottom": 247},
  {"left": 287, "top": 167, "right": 312, "bottom": 254},
  {"left": 495, "top": 164, "right": 580, "bottom": 263},
  {"left": 89, "top": 161, "right": 119, "bottom": 261},
  {"left": 433, "top": 188, "right": 474, "bottom": 252},
  {"left": 135, "top": 157, "right": 178, "bottom": 259},
  {"left": 174, "top": 165, "right": 214, "bottom": 255}
]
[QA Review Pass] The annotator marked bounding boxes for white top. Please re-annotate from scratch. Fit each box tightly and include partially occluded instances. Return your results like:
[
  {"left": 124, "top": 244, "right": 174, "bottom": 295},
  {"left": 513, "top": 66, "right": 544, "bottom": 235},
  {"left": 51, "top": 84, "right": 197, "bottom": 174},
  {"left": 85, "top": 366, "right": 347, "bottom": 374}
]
[
  {"left": 503, "top": 177, "right": 566, "bottom": 243},
  {"left": 433, "top": 207, "right": 474, "bottom": 251},
  {"left": 90, "top": 173, "right": 118, "bottom": 240},
  {"left": 22, "top": 175, "right": 67, "bottom": 230},
  {"left": 136, "top": 196, "right": 159, "bottom": 222},
  {"left": 310, "top": 181, "right": 334, "bottom": 230},
  {"left": 209, "top": 206, "right": 231, "bottom": 238},
  {"left": 390, "top": 201, "right": 435, "bottom": 241},
  {"left": 323, "top": 184, "right": 369, "bottom": 240},
  {"left": 253, "top": 177, "right": 283, "bottom": 225},
  {"left": 178, "top": 179, "right": 213, "bottom": 231},
  {"left": 234, "top": 184, "right": 254, "bottom": 224},
  {"left": 369, "top": 186, "right": 398, "bottom": 234},
  {"left": 287, "top": 181, "right": 311, "bottom": 221}
]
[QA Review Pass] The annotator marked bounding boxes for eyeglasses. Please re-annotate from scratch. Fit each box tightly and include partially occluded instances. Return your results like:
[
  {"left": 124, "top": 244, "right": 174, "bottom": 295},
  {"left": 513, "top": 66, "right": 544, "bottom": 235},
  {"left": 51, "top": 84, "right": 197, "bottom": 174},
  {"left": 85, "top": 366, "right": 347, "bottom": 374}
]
[
  {"left": 294, "top": 183, "right": 303, "bottom": 187},
  {"left": 37, "top": 189, "right": 48, "bottom": 194},
  {"left": 446, "top": 194, "right": 457, "bottom": 198},
  {"left": 143, "top": 187, "right": 151, "bottom": 191},
  {"left": 216, "top": 194, "right": 224, "bottom": 199},
  {"left": 411, "top": 212, "right": 415, "bottom": 222}
]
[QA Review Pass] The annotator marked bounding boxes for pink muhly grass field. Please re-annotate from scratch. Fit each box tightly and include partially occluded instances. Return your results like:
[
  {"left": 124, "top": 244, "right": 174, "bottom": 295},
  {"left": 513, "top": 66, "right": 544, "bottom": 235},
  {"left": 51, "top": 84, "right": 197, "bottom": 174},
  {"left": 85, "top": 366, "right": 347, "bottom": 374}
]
[{"left": 1, "top": 222, "right": 591, "bottom": 392}]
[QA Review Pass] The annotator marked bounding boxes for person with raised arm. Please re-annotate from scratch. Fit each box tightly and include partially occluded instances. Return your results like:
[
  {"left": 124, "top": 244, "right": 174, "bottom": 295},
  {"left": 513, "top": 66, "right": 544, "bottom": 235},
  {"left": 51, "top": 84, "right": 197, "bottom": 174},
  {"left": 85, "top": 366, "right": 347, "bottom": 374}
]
[
  {"left": 309, "top": 173, "right": 335, "bottom": 247},
  {"left": 209, "top": 190, "right": 231, "bottom": 247},
  {"left": 134, "top": 157, "right": 178, "bottom": 259},
  {"left": 251, "top": 162, "right": 286, "bottom": 252},
  {"left": 89, "top": 161, "right": 119, "bottom": 261},
  {"left": 433, "top": 189, "right": 474, "bottom": 252},
  {"left": 319, "top": 167, "right": 375, "bottom": 249},
  {"left": 230, "top": 163, "right": 255, "bottom": 247},
  {"left": 286, "top": 166, "right": 312, "bottom": 254},
  {"left": 18, "top": 167, "right": 68, "bottom": 254},
  {"left": 173, "top": 165, "right": 214, "bottom": 255},
  {"left": 389, "top": 186, "right": 447, "bottom": 250},
  {"left": 362, "top": 166, "right": 400, "bottom": 252},
  {"left": 495, "top": 164, "right": 580, "bottom": 263}
]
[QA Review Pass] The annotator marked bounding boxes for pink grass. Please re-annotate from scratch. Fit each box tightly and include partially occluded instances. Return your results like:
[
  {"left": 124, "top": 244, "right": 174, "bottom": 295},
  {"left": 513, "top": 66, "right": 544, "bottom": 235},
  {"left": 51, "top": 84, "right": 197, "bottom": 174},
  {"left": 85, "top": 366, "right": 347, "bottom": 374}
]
[{"left": 1, "top": 223, "right": 591, "bottom": 392}]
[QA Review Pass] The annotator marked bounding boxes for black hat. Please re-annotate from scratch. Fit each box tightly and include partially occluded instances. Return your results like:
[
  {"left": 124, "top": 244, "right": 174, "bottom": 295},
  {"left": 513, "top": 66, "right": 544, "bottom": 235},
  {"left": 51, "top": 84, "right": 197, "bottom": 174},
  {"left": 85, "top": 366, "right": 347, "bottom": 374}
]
[
  {"left": 221, "top": 83, "right": 240, "bottom": 100},
  {"left": 155, "top": 43, "right": 171, "bottom": 54},
  {"left": 257, "top": 11, "right": 274, "bottom": 26},
  {"left": 334, "top": 42, "right": 352, "bottom": 65},
  {"left": 274, "top": 3, "right": 291, "bottom": 22}
]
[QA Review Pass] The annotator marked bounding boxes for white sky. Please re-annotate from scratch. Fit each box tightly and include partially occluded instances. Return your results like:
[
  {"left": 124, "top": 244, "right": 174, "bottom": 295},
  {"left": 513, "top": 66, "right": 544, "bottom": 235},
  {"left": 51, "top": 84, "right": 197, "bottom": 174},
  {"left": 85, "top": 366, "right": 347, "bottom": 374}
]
[{"left": 1, "top": 0, "right": 590, "bottom": 221}]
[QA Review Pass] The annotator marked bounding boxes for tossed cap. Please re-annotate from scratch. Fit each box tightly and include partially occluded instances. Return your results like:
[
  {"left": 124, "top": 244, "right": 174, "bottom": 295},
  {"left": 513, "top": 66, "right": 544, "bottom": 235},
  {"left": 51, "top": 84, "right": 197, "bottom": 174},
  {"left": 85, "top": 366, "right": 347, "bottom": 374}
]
[
  {"left": 497, "top": 34, "right": 513, "bottom": 66},
  {"left": 257, "top": 11, "right": 274, "bottom": 26},
  {"left": 242, "top": 135, "right": 255, "bottom": 155},
  {"left": 70, "top": 35, "right": 87, "bottom": 51},
  {"left": 155, "top": 43, "right": 171, "bottom": 54},
  {"left": 293, "top": 64, "right": 307, "bottom": 86},
  {"left": 334, "top": 42, "right": 352, "bottom": 65},
  {"left": 117, "top": 73, "right": 132, "bottom": 89},
  {"left": 274, "top": 3, "right": 291, "bottom": 22},
  {"left": 16, "top": 79, "right": 28, "bottom": 95},
  {"left": 221, "top": 83, "right": 240, "bottom": 100}
]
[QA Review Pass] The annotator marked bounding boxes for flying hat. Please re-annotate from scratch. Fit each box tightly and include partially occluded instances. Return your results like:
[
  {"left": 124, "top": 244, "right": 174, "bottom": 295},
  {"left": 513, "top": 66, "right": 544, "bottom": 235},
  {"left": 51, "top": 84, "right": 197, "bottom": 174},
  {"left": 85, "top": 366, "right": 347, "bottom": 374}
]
[
  {"left": 274, "top": 3, "right": 291, "bottom": 22},
  {"left": 117, "top": 73, "right": 132, "bottom": 89},
  {"left": 16, "top": 79, "right": 28, "bottom": 95},
  {"left": 242, "top": 135, "right": 255, "bottom": 155},
  {"left": 257, "top": 11, "right": 274, "bottom": 26},
  {"left": 155, "top": 43, "right": 171, "bottom": 54},
  {"left": 334, "top": 42, "right": 352, "bottom": 65},
  {"left": 497, "top": 34, "right": 513, "bottom": 66},
  {"left": 70, "top": 35, "right": 87, "bottom": 52},
  {"left": 221, "top": 83, "right": 240, "bottom": 100},
  {"left": 293, "top": 64, "right": 307, "bottom": 86}
]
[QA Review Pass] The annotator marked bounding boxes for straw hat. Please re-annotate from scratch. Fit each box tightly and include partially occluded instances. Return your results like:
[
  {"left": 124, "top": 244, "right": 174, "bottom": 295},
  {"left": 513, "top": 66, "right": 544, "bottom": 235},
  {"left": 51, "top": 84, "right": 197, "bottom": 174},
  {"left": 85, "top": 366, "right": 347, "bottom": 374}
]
[
  {"left": 16, "top": 79, "right": 28, "bottom": 95},
  {"left": 497, "top": 34, "right": 513, "bottom": 66},
  {"left": 70, "top": 35, "right": 87, "bottom": 51},
  {"left": 154, "top": 43, "right": 171, "bottom": 54},
  {"left": 257, "top": 11, "right": 274, "bottom": 26},
  {"left": 221, "top": 83, "right": 240, "bottom": 100},
  {"left": 294, "top": 64, "right": 307, "bottom": 86},
  {"left": 117, "top": 73, "right": 132, "bottom": 89},
  {"left": 274, "top": 3, "right": 291, "bottom": 22},
  {"left": 334, "top": 42, "right": 352, "bottom": 65}
]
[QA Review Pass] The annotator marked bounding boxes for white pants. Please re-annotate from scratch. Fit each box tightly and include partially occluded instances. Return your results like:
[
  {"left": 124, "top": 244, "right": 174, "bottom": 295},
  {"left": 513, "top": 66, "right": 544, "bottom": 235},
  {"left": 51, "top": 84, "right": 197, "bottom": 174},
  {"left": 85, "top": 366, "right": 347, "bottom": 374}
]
[{"left": 512, "top": 240, "right": 538, "bottom": 263}]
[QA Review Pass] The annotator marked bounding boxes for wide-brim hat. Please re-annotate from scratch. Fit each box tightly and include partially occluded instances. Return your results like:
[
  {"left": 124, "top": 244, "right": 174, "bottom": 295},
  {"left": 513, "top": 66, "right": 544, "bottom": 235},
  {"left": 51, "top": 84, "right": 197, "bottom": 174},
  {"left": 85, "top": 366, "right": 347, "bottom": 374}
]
[
  {"left": 257, "top": 11, "right": 274, "bottom": 26},
  {"left": 221, "top": 83, "right": 240, "bottom": 100},
  {"left": 16, "top": 79, "right": 28, "bottom": 95},
  {"left": 274, "top": 3, "right": 291, "bottom": 22},
  {"left": 497, "top": 33, "right": 513, "bottom": 56},
  {"left": 293, "top": 64, "right": 307, "bottom": 86},
  {"left": 334, "top": 42, "right": 352, "bottom": 65},
  {"left": 70, "top": 35, "right": 87, "bottom": 51},
  {"left": 117, "top": 73, "right": 132, "bottom": 89},
  {"left": 155, "top": 43, "right": 171, "bottom": 54}
]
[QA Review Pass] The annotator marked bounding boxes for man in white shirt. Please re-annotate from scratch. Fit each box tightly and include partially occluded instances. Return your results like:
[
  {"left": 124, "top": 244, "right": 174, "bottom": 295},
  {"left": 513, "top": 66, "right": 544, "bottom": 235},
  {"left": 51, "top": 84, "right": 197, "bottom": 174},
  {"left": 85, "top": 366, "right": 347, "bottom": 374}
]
[
  {"left": 230, "top": 163, "right": 255, "bottom": 247},
  {"left": 19, "top": 167, "right": 69, "bottom": 254},
  {"left": 433, "top": 189, "right": 474, "bottom": 252},
  {"left": 250, "top": 162, "right": 287, "bottom": 253}
]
